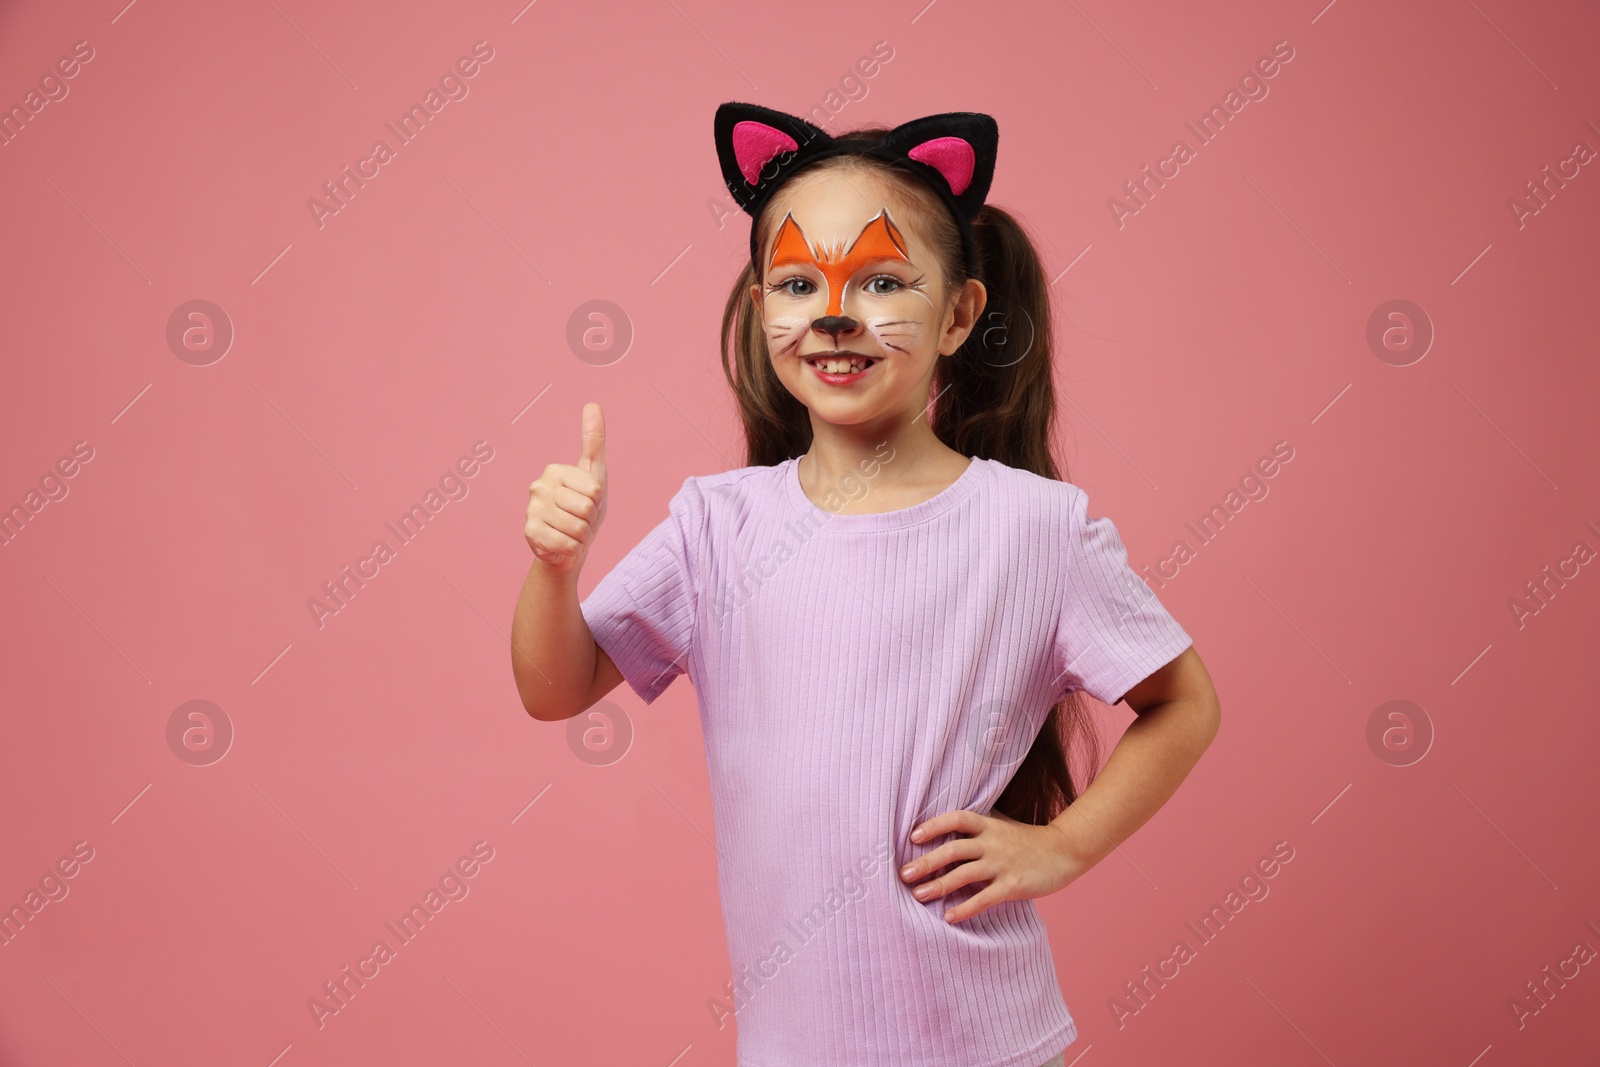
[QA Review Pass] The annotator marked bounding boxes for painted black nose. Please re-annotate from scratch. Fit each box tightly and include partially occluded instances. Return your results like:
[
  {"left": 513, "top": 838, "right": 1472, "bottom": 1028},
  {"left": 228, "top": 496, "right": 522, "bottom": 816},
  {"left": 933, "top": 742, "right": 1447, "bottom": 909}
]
[{"left": 812, "top": 315, "right": 860, "bottom": 339}]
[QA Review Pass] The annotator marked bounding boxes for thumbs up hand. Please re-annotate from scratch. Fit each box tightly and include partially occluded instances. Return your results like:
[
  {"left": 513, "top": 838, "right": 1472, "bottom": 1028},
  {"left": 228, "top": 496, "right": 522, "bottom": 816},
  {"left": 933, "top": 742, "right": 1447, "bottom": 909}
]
[{"left": 525, "top": 402, "right": 609, "bottom": 574}]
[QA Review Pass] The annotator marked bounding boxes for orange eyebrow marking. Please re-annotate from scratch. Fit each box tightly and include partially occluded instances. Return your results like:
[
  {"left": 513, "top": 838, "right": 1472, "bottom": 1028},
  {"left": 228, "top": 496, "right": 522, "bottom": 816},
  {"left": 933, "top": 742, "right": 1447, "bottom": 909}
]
[{"left": 766, "top": 209, "right": 912, "bottom": 317}]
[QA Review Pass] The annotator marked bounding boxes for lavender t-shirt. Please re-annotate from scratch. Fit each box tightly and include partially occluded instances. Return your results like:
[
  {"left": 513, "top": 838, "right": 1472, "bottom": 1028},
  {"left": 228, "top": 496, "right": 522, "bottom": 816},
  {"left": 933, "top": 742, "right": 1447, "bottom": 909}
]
[{"left": 580, "top": 455, "right": 1193, "bottom": 1067}]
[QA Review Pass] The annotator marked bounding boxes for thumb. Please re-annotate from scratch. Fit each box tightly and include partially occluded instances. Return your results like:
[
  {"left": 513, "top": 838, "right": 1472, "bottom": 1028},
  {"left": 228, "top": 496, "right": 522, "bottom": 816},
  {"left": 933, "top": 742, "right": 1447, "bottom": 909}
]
[{"left": 578, "top": 401, "right": 606, "bottom": 481}]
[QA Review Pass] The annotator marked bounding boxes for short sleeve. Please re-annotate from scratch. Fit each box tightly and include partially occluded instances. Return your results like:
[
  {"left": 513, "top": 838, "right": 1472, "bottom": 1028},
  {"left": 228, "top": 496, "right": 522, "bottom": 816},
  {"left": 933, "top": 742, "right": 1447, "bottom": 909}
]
[
  {"left": 579, "top": 477, "right": 704, "bottom": 704},
  {"left": 1050, "top": 486, "right": 1193, "bottom": 706}
]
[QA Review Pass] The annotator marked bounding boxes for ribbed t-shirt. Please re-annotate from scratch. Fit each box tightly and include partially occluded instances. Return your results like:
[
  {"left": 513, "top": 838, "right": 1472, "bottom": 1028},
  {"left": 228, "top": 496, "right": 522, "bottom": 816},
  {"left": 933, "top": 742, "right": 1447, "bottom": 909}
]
[{"left": 579, "top": 455, "right": 1194, "bottom": 1067}]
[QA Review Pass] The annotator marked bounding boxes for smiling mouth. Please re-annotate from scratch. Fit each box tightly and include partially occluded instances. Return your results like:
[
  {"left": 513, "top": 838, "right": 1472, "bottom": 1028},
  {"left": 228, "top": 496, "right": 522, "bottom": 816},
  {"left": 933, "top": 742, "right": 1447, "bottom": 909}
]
[{"left": 804, "top": 351, "right": 879, "bottom": 374}]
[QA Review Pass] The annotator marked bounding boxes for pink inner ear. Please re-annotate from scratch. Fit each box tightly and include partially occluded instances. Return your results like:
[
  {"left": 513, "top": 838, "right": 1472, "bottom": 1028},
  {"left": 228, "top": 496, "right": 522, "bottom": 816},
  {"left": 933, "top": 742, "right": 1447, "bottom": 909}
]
[
  {"left": 732, "top": 121, "right": 800, "bottom": 185},
  {"left": 907, "top": 137, "right": 976, "bottom": 196}
]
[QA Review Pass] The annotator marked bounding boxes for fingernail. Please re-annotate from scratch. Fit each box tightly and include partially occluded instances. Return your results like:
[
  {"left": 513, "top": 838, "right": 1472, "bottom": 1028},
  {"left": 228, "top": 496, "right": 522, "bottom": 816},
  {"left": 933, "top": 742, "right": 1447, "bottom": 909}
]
[
  {"left": 900, "top": 864, "right": 916, "bottom": 879},
  {"left": 913, "top": 885, "right": 932, "bottom": 899}
]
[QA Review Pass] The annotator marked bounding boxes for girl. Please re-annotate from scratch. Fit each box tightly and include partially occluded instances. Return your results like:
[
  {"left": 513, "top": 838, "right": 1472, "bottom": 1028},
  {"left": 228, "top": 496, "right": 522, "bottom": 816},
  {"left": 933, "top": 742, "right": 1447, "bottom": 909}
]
[{"left": 512, "top": 101, "right": 1221, "bottom": 1067}]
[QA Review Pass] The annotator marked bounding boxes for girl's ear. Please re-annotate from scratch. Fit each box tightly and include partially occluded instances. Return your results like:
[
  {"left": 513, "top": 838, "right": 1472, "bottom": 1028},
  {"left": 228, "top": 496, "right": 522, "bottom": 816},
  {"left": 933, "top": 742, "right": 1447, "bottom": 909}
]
[{"left": 938, "top": 277, "right": 989, "bottom": 357}]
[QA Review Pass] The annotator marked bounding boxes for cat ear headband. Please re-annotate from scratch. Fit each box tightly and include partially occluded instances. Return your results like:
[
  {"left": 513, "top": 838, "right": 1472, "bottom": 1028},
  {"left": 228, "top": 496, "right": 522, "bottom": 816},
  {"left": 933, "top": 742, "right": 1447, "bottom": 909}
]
[{"left": 713, "top": 101, "right": 999, "bottom": 280}]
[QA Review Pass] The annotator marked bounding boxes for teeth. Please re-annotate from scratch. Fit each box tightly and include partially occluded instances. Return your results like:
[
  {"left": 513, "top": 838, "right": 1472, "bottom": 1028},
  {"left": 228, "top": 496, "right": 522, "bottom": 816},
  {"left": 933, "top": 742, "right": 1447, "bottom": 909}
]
[{"left": 813, "top": 357, "right": 870, "bottom": 374}]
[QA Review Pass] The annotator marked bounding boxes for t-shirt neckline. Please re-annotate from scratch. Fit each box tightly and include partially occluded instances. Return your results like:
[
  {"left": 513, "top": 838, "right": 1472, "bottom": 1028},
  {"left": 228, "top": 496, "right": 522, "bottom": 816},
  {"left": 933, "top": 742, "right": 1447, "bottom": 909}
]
[{"left": 784, "top": 453, "right": 986, "bottom": 531}]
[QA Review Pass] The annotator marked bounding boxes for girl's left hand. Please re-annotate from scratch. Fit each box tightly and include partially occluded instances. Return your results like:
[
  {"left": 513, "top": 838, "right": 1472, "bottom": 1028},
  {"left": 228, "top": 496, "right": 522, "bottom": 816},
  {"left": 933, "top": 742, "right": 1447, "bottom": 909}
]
[{"left": 900, "top": 808, "right": 1086, "bottom": 923}]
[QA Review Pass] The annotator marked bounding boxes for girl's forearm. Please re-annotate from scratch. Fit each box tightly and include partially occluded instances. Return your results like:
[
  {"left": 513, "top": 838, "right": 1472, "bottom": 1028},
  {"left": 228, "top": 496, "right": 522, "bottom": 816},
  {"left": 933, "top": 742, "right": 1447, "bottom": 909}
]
[
  {"left": 510, "top": 559, "right": 596, "bottom": 720},
  {"left": 1046, "top": 696, "right": 1219, "bottom": 869}
]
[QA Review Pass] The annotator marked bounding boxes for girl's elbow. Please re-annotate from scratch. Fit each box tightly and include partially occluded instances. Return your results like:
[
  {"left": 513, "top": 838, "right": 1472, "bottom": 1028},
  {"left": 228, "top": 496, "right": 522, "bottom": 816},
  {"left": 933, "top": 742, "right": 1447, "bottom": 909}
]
[
  {"left": 1186, "top": 680, "right": 1221, "bottom": 748},
  {"left": 521, "top": 692, "right": 583, "bottom": 722},
  {"left": 1198, "top": 694, "right": 1221, "bottom": 745}
]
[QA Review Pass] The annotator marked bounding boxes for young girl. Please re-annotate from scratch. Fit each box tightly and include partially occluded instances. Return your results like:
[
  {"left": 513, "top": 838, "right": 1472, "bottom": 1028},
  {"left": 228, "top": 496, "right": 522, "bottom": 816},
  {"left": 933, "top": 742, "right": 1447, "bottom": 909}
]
[{"left": 512, "top": 101, "right": 1221, "bottom": 1067}]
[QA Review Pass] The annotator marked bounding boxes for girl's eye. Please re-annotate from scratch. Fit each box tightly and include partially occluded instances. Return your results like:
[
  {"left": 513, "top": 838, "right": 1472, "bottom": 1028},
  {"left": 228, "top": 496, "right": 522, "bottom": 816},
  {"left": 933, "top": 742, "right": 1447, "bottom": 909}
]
[
  {"left": 773, "top": 277, "right": 817, "bottom": 297},
  {"left": 865, "top": 275, "right": 904, "bottom": 295}
]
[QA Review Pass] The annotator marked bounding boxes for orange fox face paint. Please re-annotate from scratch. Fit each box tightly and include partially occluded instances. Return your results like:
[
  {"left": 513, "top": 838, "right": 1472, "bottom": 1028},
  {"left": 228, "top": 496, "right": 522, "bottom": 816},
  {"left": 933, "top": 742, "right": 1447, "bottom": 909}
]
[
  {"left": 757, "top": 205, "right": 939, "bottom": 365},
  {"left": 766, "top": 209, "right": 915, "bottom": 318}
]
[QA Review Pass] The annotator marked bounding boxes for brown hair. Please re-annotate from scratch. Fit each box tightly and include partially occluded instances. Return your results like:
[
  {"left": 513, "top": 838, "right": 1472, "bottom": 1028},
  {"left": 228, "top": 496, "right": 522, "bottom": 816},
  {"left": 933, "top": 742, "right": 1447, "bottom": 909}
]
[{"left": 717, "top": 123, "right": 1102, "bottom": 826}]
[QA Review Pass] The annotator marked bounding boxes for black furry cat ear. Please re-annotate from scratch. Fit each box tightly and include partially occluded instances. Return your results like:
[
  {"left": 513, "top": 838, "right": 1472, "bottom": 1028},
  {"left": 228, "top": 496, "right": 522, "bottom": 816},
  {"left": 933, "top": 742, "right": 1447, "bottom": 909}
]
[
  {"left": 714, "top": 101, "right": 836, "bottom": 218},
  {"left": 875, "top": 112, "right": 999, "bottom": 220}
]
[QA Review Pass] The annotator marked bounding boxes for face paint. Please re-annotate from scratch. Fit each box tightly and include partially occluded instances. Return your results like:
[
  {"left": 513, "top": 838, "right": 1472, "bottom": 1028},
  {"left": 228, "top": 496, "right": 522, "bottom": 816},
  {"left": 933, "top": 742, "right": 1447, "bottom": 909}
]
[
  {"left": 759, "top": 207, "right": 938, "bottom": 363},
  {"left": 768, "top": 209, "right": 911, "bottom": 317}
]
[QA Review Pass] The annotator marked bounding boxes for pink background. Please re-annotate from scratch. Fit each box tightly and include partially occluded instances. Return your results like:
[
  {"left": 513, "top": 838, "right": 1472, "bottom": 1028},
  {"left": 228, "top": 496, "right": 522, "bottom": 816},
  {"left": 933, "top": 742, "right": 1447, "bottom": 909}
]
[{"left": 2, "top": 0, "right": 1598, "bottom": 1063}]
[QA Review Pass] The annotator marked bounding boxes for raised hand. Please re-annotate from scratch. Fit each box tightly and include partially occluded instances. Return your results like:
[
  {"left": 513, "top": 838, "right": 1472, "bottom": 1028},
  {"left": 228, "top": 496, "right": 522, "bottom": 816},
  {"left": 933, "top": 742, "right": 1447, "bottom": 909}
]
[{"left": 524, "top": 402, "right": 608, "bottom": 574}]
